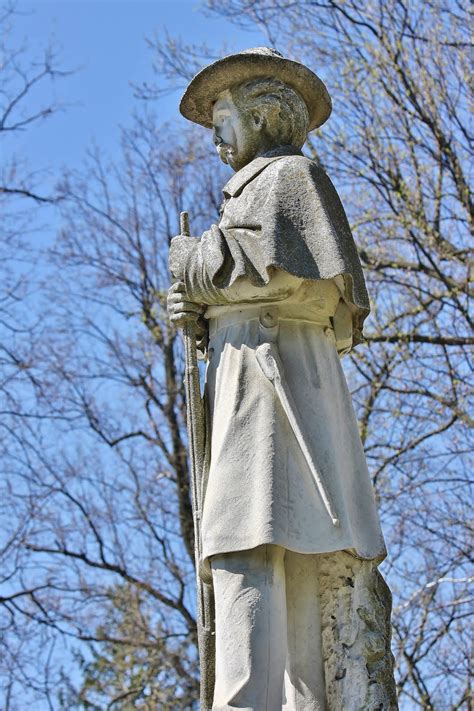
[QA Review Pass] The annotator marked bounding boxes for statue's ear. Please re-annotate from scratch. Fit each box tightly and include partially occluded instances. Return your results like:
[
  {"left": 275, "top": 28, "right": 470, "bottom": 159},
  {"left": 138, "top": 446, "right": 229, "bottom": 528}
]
[{"left": 250, "top": 108, "right": 265, "bottom": 130}]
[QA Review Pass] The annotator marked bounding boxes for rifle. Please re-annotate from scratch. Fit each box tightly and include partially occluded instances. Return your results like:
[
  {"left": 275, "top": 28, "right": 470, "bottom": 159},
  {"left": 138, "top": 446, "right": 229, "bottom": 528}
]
[{"left": 179, "top": 211, "right": 215, "bottom": 710}]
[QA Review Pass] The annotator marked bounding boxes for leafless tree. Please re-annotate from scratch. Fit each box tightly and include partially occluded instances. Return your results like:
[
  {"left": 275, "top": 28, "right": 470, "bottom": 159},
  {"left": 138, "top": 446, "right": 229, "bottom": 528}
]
[
  {"left": 0, "top": 4, "right": 76, "bottom": 708},
  {"left": 1, "top": 109, "right": 228, "bottom": 708},
  {"left": 1, "top": 0, "right": 472, "bottom": 708},
  {"left": 0, "top": 1, "right": 70, "bottom": 203}
]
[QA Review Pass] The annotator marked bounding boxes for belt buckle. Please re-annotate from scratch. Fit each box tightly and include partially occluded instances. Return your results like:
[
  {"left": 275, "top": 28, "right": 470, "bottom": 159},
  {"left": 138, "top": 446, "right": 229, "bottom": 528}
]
[
  {"left": 259, "top": 306, "right": 279, "bottom": 343},
  {"left": 259, "top": 306, "right": 278, "bottom": 328}
]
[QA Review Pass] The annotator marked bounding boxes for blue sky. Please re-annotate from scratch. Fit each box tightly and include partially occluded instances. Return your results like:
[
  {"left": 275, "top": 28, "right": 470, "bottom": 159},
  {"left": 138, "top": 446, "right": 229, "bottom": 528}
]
[{"left": 6, "top": 1, "right": 267, "bottom": 187}]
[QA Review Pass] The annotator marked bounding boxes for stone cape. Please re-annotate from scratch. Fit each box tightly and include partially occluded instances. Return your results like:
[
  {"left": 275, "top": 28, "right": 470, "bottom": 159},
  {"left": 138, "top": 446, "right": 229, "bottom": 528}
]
[
  {"left": 169, "top": 148, "right": 387, "bottom": 567},
  {"left": 170, "top": 146, "right": 370, "bottom": 346}
]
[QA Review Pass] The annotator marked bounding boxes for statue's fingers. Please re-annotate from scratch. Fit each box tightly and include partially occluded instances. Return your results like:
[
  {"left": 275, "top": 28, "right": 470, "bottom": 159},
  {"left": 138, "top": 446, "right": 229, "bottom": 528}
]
[
  {"left": 167, "top": 295, "right": 189, "bottom": 312},
  {"left": 167, "top": 290, "right": 197, "bottom": 307},
  {"left": 170, "top": 311, "right": 201, "bottom": 325},
  {"left": 168, "top": 292, "right": 189, "bottom": 305},
  {"left": 171, "top": 300, "right": 205, "bottom": 314},
  {"left": 168, "top": 281, "right": 186, "bottom": 296}
]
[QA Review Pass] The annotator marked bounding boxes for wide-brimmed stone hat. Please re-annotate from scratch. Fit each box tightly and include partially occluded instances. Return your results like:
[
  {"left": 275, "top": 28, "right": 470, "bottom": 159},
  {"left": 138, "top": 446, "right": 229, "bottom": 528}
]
[{"left": 180, "top": 47, "right": 332, "bottom": 132}]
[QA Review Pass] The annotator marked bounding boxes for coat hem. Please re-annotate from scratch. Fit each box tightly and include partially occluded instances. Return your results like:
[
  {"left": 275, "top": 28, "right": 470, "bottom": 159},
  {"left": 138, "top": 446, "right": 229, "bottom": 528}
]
[{"left": 203, "top": 537, "right": 387, "bottom": 568}]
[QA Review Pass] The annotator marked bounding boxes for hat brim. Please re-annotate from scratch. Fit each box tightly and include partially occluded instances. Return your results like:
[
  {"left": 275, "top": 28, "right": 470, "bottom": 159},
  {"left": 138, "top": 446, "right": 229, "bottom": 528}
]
[{"left": 180, "top": 52, "right": 332, "bottom": 132}]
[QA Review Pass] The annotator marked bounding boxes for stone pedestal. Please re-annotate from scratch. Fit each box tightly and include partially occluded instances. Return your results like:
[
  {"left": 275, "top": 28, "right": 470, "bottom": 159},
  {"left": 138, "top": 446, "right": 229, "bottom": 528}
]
[{"left": 320, "top": 554, "right": 398, "bottom": 710}]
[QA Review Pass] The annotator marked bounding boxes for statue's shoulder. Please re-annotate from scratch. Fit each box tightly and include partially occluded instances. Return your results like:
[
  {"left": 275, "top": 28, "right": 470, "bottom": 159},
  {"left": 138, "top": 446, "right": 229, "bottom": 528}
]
[
  {"left": 260, "top": 154, "right": 328, "bottom": 195},
  {"left": 224, "top": 154, "right": 324, "bottom": 199},
  {"left": 263, "top": 153, "right": 324, "bottom": 181}
]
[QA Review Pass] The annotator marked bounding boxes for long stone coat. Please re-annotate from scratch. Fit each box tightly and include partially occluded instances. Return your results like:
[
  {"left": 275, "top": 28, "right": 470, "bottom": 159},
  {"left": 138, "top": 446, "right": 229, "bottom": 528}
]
[{"left": 169, "top": 148, "right": 387, "bottom": 566}]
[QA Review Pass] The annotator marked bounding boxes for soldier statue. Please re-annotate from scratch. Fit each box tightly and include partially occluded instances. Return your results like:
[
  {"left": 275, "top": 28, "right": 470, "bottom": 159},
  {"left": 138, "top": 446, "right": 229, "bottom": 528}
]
[{"left": 168, "top": 47, "right": 397, "bottom": 711}]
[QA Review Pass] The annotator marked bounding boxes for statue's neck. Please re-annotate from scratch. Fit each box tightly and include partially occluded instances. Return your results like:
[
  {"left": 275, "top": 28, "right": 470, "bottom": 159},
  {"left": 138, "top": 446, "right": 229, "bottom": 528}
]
[{"left": 258, "top": 145, "right": 303, "bottom": 159}]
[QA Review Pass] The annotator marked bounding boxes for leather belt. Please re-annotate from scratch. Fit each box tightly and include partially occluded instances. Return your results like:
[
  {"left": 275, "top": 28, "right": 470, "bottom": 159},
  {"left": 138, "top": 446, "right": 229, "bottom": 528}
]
[{"left": 208, "top": 304, "right": 332, "bottom": 338}]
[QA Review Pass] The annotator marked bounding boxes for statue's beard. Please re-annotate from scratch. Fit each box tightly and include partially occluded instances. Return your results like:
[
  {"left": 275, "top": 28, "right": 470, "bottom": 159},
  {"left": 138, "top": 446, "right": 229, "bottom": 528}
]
[{"left": 216, "top": 141, "right": 235, "bottom": 165}]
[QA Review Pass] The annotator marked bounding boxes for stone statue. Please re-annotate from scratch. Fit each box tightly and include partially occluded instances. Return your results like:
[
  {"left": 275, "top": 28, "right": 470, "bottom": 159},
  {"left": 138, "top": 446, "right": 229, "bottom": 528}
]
[{"left": 168, "top": 47, "right": 397, "bottom": 710}]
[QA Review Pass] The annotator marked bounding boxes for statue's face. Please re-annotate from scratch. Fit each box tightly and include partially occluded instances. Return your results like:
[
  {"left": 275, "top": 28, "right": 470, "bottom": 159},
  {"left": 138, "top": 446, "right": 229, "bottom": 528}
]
[{"left": 212, "top": 92, "right": 263, "bottom": 172}]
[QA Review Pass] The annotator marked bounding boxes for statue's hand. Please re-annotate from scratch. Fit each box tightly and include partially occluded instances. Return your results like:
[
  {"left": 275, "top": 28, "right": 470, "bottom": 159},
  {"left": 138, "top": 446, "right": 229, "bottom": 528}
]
[{"left": 167, "top": 281, "right": 207, "bottom": 335}]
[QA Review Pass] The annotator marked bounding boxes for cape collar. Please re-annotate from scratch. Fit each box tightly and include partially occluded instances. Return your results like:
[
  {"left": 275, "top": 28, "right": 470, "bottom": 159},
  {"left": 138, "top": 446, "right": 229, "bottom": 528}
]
[{"left": 223, "top": 145, "right": 303, "bottom": 198}]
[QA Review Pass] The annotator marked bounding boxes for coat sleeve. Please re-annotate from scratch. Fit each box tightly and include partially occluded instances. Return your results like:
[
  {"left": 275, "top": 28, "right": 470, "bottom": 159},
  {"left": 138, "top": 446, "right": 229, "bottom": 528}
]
[
  {"left": 169, "top": 228, "right": 302, "bottom": 306},
  {"left": 168, "top": 225, "right": 242, "bottom": 305},
  {"left": 167, "top": 160, "right": 308, "bottom": 303}
]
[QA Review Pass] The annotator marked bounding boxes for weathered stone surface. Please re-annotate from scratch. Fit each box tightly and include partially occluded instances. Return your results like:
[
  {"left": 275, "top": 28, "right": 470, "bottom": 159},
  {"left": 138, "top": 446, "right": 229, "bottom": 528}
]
[
  {"left": 319, "top": 553, "right": 398, "bottom": 710},
  {"left": 170, "top": 149, "right": 371, "bottom": 345}
]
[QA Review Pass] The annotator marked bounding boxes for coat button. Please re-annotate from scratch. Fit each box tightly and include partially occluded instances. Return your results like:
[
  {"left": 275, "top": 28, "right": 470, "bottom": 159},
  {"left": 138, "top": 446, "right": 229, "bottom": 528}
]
[{"left": 260, "top": 310, "right": 276, "bottom": 328}]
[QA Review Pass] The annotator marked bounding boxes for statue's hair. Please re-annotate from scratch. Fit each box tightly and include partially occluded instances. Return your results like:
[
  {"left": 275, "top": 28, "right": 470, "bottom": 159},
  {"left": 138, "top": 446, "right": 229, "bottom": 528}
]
[{"left": 230, "top": 77, "right": 309, "bottom": 149}]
